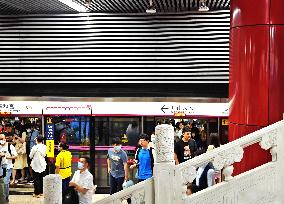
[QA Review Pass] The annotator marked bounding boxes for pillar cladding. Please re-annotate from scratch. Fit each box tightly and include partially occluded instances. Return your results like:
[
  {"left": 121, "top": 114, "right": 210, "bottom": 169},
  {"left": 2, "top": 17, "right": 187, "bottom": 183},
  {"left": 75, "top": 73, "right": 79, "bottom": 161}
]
[
  {"left": 154, "top": 124, "right": 175, "bottom": 204},
  {"left": 43, "top": 174, "right": 62, "bottom": 204},
  {"left": 230, "top": 0, "right": 284, "bottom": 175}
]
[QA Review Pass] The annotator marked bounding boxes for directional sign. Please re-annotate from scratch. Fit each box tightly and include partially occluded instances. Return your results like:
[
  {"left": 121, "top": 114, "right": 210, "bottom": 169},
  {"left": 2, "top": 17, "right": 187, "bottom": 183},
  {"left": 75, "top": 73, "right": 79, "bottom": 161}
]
[
  {"left": 161, "top": 105, "right": 169, "bottom": 113},
  {"left": 91, "top": 102, "right": 229, "bottom": 117},
  {"left": 45, "top": 117, "right": 54, "bottom": 158}
]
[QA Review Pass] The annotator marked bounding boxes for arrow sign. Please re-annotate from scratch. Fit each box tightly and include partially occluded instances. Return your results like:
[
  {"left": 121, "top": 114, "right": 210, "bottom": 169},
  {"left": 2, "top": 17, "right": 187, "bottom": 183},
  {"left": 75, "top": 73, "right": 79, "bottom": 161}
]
[{"left": 161, "top": 105, "right": 169, "bottom": 113}]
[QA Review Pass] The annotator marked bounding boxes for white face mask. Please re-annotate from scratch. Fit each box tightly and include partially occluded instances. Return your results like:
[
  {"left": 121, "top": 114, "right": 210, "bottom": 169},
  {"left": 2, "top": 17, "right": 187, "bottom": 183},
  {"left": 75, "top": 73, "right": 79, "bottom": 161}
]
[
  {"left": 0, "top": 140, "right": 5, "bottom": 145},
  {"left": 27, "top": 129, "right": 31, "bottom": 133},
  {"left": 114, "top": 145, "right": 122, "bottom": 152},
  {"left": 78, "top": 162, "right": 84, "bottom": 170}
]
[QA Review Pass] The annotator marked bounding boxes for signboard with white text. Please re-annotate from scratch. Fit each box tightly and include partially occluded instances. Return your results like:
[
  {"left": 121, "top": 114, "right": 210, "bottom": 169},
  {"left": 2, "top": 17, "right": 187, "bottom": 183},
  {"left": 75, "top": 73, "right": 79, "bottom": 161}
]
[
  {"left": 91, "top": 102, "right": 229, "bottom": 117},
  {"left": 42, "top": 102, "right": 92, "bottom": 115},
  {"left": 0, "top": 101, "right": 42, "bottom": 115},
  {"left": 0, "top": 101, "right": 229, "bottom": 117}
]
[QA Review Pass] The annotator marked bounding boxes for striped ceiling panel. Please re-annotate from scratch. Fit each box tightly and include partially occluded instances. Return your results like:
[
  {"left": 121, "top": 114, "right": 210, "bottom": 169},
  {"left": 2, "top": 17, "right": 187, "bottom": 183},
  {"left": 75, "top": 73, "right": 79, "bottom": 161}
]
[
  {"left": 0, "top": 10, "right": 230, "bottom": 83},
  {"left": 0, "top": 0, "right": 230, "bottom": 14}
]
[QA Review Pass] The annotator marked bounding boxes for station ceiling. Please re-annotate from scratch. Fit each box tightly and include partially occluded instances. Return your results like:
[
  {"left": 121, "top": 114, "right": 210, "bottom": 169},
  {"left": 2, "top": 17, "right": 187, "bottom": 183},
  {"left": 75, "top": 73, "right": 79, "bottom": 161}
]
[{"left": 0, "top": 0, "right": 230, "bottom": 15}]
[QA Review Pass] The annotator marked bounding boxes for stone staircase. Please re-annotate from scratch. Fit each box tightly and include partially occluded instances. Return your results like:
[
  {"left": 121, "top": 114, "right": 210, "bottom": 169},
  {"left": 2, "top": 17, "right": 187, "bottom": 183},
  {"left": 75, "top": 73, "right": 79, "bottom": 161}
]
[
  {"left": 10, "top": 182, "right": 34, "bottom": 195},
  {"left": 94, "top": 121, "right": 284, "bottom": 204}
]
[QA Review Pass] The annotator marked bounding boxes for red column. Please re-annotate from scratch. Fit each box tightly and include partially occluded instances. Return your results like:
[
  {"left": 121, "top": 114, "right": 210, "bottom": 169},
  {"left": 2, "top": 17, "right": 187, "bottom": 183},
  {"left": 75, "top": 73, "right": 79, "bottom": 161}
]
[{"left": 230, "top": 0, "right": 284, "bottom": 175}]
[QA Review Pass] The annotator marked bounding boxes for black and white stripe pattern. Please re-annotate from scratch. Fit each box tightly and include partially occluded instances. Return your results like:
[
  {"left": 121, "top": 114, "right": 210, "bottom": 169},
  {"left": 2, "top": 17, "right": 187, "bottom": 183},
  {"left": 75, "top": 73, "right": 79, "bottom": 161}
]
[
  {"left": 0, "top": 11, "right": 229, "bottom": 83},
  {"left": 0, "top": 0, "right": 230, "bottom": 14}
]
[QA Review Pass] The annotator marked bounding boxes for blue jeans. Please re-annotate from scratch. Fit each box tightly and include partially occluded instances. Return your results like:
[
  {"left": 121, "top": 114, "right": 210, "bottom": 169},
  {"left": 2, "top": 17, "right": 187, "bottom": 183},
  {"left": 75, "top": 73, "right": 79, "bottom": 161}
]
[
  {"left": 3, "top": 168, "right": 12, "bottom": 200},
  {"left": 109, "top": 174, "right": 124, "bottom": 195}
]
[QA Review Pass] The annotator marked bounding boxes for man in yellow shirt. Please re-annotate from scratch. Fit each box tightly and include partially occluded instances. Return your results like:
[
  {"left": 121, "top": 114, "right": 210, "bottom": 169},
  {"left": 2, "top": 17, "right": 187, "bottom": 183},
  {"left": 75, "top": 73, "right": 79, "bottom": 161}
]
[{"left": 55, "top": 143, "right": 72, "bottom": 196}]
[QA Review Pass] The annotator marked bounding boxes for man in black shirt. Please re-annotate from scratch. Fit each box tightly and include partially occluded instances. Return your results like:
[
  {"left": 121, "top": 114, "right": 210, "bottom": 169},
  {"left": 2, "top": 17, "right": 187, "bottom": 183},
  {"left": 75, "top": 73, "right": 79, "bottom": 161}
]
[{"left": 174, "top": 127, "right": 197, "bottom": 165}]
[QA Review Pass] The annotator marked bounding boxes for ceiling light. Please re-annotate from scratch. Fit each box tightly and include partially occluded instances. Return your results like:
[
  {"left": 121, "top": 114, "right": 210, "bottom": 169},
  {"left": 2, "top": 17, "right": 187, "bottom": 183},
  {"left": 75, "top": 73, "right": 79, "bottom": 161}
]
[
  {"left": 198, "top": 0, "right": 209, "bottom": 12},
  {"left": 85, "top": 0, "right": 92, "bottom": 7},
  {"left": 58, "top": 0, "right": 87, "bottom": 12},
  {"left": 146, "top": 0, "right": 156, "bottom": 13}
]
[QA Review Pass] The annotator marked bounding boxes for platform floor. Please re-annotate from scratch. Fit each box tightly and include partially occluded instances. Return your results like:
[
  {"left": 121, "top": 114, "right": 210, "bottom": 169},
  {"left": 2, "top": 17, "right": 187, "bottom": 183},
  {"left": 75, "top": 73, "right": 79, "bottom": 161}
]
[{"left": 9, "top": 194, "right": 109, "bottom": 204}]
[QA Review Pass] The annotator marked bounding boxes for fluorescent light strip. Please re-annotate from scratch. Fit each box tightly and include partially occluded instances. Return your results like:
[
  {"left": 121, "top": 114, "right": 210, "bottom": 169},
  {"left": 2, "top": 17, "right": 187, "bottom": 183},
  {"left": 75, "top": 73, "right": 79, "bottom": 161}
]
[{"left": 58, "top": 0, "right": 87, "bottom": 12}]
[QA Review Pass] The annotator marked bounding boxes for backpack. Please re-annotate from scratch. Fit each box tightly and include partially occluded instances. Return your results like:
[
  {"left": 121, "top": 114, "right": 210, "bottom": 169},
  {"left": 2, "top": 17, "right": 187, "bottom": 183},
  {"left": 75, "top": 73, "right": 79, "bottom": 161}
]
[{"left": 8, "top": 144, "right": 15, "bottom": 164}]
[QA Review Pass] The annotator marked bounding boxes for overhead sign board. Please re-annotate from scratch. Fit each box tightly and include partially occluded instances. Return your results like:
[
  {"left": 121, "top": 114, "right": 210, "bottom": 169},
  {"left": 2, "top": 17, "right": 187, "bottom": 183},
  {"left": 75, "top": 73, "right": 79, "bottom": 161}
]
[
  {"left": 42, "top": 102, "right": 92, "bottom": 115},
  {"left": 91, "top": 102, "right": 229, "bottom": 117},
  {"left": 0, "top": 101, "right": 42, "bottom": 115}
]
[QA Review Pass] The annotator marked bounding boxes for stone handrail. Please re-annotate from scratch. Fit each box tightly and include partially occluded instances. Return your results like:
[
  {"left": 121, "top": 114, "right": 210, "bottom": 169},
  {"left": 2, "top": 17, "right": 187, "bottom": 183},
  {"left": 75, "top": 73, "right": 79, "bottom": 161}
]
[
  {"left": 183, "top": 162, "right": 277, "bottom": 204},
  {"left": 94, "top": 178, "right": 154, "bottom": 204},
  {"left": 174, "top": 120, "right": 284, "bottom": 202}
]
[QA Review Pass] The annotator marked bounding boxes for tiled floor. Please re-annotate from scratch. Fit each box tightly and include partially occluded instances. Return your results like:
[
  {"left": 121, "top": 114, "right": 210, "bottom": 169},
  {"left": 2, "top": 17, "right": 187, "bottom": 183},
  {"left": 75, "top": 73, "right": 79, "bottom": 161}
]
[{"left": 9, "top": 194, "right": 110, "bottom": 204}]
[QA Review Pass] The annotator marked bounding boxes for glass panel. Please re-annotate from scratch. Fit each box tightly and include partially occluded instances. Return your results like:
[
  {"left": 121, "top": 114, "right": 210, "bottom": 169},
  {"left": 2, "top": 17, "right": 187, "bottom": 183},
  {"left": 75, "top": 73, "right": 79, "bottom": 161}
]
[
  {"left": 51, "top": 116, "right": 90, "bottom": 175},
  {"left": 94, "top": 117, "right": 140, "bottom": 188}
]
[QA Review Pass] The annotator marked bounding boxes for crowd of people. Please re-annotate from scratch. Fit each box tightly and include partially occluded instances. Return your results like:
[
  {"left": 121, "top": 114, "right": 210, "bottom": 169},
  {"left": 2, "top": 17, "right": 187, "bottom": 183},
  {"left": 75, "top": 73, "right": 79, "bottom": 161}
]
[
  {"left": 107, "top": 120, "right": 222, "bottom": 198},
  {"left": 0, "top": 119, "right": 95, "bottom": 204},
  {"left": 172, "top": 120, "right": 221, "bottom": 194},
  {"left": 0, "top": 118, "right": 222, "bottom": 203}
]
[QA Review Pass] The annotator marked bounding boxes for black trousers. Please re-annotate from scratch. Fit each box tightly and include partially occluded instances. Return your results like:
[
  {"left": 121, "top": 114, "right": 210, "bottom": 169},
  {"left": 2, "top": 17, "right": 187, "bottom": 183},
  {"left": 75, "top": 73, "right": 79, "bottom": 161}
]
[
  {"left": 62, "top": 177, "right": 71, "bottom": 196},
  {"left": 34, "top": 171, "right": 45, "bottom": 195},
  {"left": 109, "top": 174, "right": 124, "bottom": 195}
]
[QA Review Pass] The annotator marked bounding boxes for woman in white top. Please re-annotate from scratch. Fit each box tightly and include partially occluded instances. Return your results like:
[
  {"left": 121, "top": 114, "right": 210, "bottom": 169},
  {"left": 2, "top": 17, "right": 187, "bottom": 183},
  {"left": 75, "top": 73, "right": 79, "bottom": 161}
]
[{"left": 29, "top": 135, "right": 47, "bottom": 198}]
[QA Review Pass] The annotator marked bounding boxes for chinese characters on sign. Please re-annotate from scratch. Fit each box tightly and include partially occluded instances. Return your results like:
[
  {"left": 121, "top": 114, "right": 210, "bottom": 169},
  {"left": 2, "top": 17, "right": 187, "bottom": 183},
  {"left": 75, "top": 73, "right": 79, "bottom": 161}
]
[
  {"left": 161, "top": 104, "right": 194, "bottom": 115},
  {"left": 45, "top": 117, "right": 54, "bottom": 158},
  {"left": 0, "top": 103, "right": 20, "bottom": 115},
  {"left": 43, "top": 104, "right": 92, "bottom": 115}
]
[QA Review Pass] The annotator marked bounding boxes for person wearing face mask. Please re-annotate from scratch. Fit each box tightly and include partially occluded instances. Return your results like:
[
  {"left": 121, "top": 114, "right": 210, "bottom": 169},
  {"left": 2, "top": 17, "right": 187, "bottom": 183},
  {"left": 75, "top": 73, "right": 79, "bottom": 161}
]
[
  {"left": 0, "top": 133, "right": 17, "bottom": 203},
  {"left": 55, "top": 142, "right": 72, "bottom": 197},
  {"left": 29, "top": 135, "right": 47, "bottom": 198},
  {"left": 107, "top": 137, "right": 128, "bottom": 195},
  {"left": 69, "top": 157, "right": 94, "bottom": 204}
]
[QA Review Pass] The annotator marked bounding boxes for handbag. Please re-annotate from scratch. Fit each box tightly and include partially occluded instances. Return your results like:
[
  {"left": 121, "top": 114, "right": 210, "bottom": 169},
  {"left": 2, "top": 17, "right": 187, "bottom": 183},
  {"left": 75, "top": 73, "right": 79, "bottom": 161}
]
[{"left": 63, "top": 187, "right": 79, "bottom": 204}]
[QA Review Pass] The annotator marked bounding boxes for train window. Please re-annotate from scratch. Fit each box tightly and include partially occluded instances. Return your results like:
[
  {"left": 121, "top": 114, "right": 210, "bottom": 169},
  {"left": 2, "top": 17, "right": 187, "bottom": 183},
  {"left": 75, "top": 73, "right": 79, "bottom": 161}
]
[
  {"left": 96, "top": 117, "right": 141, "bottom": 146},
  {"left": 53, "top": 116, "right": 90, "bottom": 145},
  {"left": 93, "top": 117, "right": 140, "bottom": 189}
]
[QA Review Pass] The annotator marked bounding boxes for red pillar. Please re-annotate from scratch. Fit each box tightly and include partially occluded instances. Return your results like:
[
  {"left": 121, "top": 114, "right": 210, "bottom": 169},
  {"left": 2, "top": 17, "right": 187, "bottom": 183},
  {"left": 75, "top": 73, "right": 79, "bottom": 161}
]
[{"left": 229, "top": 0, "right": 284, "bottom": 175}]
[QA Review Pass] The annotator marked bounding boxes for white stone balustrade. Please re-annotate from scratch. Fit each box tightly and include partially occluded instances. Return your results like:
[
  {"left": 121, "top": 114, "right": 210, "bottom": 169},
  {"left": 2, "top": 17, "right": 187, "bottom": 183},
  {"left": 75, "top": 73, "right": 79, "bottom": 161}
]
[
  {"left": 174, "top": 119, "right": 284, "bottom": 204},
  {"left": 94, "top": 178, "right": 154, "bottom": 204},
  {"left": 94, "top": 119, "right": 284, "bottom": 204}
]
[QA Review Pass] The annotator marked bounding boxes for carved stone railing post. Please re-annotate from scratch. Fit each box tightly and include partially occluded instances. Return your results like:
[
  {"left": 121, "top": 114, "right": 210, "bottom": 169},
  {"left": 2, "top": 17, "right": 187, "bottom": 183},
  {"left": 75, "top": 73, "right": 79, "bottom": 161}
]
[
  {"left": 43, "top": 174, "right": 62, "bottom": 204},
  {"left": 259, "top": 129, "right": 278, "bottom": 162},
  {"left": 223, "top": 165, "right": 234, "bottom": 181},
  {"left": 213, "top": 146, "right": 244, "bottom": 181},
  {"left": 154, "top": 124, "right": 175, "bottom": 204}
]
